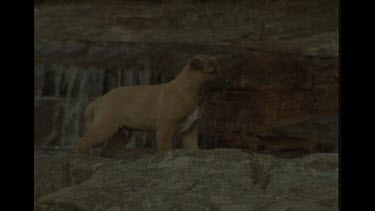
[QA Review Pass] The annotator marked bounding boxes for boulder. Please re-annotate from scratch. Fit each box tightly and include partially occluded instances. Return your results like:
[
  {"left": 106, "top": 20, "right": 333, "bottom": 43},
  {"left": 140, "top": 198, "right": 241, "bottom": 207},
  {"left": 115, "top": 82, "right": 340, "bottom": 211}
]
[{"left": 34, "top": 149, "right": 338, "bottom": 211}]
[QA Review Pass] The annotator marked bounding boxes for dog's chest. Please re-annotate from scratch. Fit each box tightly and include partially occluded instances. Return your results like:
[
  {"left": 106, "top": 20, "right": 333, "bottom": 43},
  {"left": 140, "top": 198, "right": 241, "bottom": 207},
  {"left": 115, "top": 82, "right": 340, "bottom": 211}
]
[{"left": 177, "top": 107, "right": 200, "bottom": 134}]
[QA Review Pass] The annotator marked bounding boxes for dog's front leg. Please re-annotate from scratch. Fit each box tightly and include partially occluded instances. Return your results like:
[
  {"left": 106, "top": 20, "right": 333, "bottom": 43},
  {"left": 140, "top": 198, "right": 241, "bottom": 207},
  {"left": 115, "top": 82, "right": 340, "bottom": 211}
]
[
  {"left": 181, "top": 121, "right": 199, "bottom": 150},
  {"left": 156, "top": 122, "right": 176, "bottom": 152}
]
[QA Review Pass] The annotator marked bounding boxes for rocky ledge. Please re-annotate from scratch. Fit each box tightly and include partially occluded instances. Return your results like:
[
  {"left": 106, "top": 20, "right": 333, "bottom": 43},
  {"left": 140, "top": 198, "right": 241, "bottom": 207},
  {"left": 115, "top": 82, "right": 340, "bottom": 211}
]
[{"left": 34, "top": 149, "right": 338, "bottom": 211}]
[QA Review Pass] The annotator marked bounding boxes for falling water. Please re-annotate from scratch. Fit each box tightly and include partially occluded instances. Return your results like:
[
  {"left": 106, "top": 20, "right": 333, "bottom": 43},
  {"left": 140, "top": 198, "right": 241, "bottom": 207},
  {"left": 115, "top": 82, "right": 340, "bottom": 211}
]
[{"left": 34, "top": 60, "right": 161, "bottom": 148}]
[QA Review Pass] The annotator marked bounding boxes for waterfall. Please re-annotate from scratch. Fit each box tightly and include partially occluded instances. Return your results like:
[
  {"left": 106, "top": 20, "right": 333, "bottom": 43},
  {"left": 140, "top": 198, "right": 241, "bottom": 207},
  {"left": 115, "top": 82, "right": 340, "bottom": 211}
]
[
  {"left": 34, "top": 57, "right": 161, "bottom": 148},
  {"left": 61, "top": 67, "right": 78, "bottom": 146}
]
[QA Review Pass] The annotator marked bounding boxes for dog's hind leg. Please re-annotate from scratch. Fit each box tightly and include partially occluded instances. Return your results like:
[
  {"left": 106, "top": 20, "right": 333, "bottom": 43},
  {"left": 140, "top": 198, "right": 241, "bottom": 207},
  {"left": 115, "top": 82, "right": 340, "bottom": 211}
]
[
  {"left": 75, "top": 118, "right": 119, "bottom": 154},
  {"left": 100, "top": 129, "right": 132, "bottom": 158}
]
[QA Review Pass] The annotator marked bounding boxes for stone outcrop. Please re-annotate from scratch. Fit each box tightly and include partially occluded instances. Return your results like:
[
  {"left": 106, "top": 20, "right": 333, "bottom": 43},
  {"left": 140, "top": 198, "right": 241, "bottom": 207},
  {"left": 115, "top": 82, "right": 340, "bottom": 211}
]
[
  {"left": 34, "top": 149, "right": 338, "bottom": 211},
  {"left": 221, "top": 115, "right": 338, "bottom": 158}
]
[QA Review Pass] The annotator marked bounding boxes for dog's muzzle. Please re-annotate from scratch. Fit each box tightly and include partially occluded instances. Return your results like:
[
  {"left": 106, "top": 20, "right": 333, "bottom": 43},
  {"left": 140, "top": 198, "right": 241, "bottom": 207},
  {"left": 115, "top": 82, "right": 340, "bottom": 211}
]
[{"left": 205, "top": 75, "right": 230, "bottom": 93}]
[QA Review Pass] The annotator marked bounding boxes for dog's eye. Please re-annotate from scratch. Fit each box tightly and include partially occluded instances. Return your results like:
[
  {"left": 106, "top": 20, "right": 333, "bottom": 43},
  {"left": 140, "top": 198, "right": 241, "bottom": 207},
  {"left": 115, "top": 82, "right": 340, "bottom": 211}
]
[
  {"left": 191, "top": 62, "right": 201, "bottom": 69},
  {"left": 190, "top": 57, "right": 204, "bottom": 70}
]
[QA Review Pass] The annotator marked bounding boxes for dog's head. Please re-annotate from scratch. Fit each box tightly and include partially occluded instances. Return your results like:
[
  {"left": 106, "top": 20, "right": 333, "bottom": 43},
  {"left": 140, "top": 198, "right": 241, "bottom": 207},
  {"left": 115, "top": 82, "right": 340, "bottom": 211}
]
[{"left": 184, "top": 55, "right": 229, "bottom": 93}]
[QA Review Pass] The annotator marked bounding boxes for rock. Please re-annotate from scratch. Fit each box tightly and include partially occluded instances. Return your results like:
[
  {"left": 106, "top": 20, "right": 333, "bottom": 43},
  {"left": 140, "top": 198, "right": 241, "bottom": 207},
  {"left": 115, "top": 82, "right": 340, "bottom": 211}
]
[
  {"left": 35, "top": 0, "right": 337, "bottom": 55},
  {"left": 34, "top": 149, "right": 338, "bottom": 211},
  {"left": 220, "top": 114, "right": 338, "bottom": 157},
  {"left": 263, "top": 115, "right": 339, "bottom": 153}
]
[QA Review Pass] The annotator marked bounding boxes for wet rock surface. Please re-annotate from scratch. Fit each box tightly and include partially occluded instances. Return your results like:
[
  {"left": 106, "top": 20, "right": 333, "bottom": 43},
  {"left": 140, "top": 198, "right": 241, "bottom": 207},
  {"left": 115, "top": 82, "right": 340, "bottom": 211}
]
[{"left": 34, "top": 149, "right": 338, "bottom": 211}]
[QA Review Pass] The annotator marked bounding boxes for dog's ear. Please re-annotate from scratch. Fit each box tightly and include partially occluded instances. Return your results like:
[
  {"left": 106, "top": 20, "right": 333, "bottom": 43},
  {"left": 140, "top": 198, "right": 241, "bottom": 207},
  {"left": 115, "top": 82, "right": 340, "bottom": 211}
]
[
  {"left": 190, "top": 57, "right": 204, "bottom": 70},
  {"left": 205, "top": 59, "right": 218, "bottom": 73}
]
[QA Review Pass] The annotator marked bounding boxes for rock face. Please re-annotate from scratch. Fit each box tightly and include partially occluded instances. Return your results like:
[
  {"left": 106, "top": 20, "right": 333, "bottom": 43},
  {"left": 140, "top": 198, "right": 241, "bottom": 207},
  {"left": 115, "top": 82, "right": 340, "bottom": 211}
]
[
  {"left": 34, "top": 149, "right": 338, "bottom": 211},
  {"left": 221, "top": 115, "right": 338, "bottom": 157}
]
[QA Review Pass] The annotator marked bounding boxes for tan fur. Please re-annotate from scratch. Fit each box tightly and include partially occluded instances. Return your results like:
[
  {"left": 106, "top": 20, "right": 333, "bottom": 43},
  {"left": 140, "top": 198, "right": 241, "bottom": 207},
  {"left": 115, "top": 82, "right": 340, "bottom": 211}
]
[{"left": 75, "top": 55, "right": 224, "bottom": 157}]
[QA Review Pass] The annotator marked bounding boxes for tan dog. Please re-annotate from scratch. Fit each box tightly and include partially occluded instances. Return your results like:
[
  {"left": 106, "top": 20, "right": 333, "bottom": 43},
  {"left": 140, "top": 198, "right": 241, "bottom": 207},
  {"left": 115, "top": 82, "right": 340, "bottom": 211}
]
[{"left": 75, "top": 55, "right": 226, "bottom": 157}]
